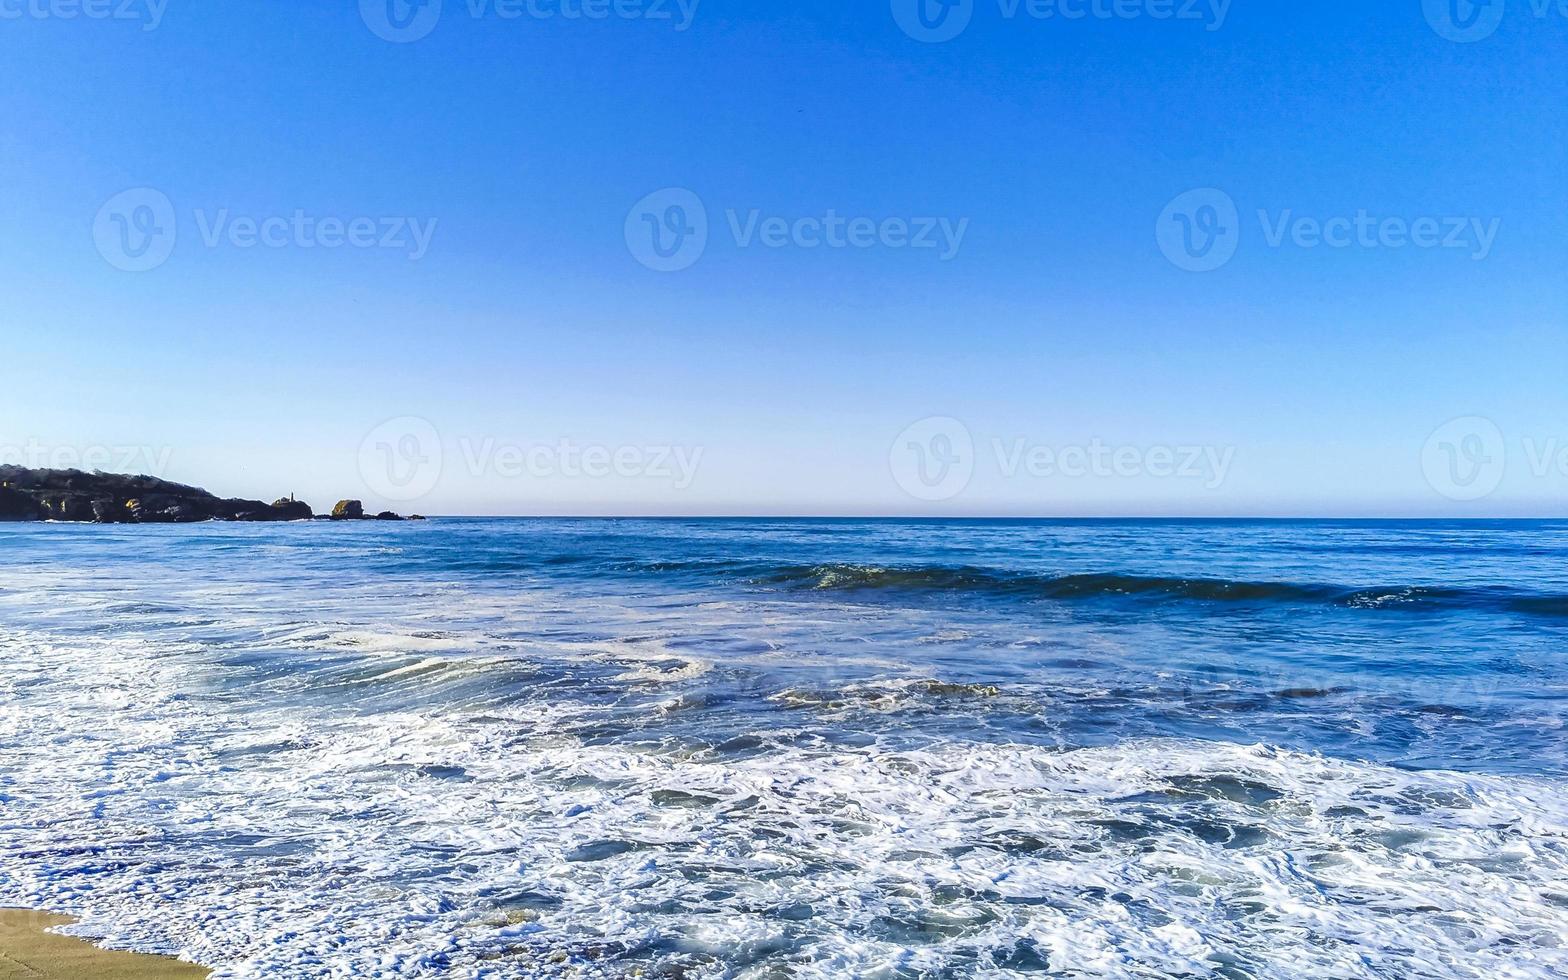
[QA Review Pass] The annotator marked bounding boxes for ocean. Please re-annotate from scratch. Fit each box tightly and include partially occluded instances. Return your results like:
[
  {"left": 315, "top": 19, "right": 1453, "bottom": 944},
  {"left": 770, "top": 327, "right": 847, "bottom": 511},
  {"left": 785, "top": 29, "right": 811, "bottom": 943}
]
[{"left": 0, "top": 518, "right": 1565, "bottom": 978}]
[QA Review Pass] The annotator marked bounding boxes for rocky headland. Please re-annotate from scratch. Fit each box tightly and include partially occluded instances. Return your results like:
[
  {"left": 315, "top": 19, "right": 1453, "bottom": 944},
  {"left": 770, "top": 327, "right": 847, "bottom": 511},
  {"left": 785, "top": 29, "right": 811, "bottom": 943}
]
[{"left": 0, "top": 467, "right": 422, "bottom": 524}]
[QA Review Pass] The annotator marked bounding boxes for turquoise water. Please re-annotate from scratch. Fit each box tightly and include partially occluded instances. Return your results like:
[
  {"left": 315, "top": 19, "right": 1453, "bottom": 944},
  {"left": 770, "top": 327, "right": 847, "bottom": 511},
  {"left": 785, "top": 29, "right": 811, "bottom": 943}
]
[{"left": 1, "top": 519, "right": 1565, "bottom": 977}]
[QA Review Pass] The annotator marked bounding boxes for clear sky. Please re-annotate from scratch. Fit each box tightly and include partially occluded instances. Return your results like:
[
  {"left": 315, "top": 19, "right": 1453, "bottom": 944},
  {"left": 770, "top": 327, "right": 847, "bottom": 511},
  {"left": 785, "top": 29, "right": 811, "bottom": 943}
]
[{"left": 2, "top": 0, "right": 1564, "bottom": 516}]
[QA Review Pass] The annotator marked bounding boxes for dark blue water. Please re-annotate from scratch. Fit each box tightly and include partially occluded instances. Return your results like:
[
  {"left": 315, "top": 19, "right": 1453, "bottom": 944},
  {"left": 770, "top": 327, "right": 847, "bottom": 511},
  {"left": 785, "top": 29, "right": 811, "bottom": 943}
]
[{"left": 2, "top": 519, "right": 1565, "bottom": 977}]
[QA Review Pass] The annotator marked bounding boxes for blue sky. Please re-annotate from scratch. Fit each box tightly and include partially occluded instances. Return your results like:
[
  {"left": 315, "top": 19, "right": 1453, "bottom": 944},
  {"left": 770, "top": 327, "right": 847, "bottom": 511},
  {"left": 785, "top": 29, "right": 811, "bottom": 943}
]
[{"left": 1, "top": 0, "right": 1564, "bottom": 516}]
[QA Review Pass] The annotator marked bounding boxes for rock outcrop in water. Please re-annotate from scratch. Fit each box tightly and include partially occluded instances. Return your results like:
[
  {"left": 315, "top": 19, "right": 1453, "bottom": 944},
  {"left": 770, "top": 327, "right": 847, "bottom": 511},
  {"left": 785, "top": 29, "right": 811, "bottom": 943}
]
[
  {"left": 271, "top": 497, "right": 315, "bottom": 521},
  {"left": 331, "top": 499, "right": 364, "bottom": 520},
  {"left": 328, "top": 500, "right": 407, "bottom": 522},
  {"left": 0, "top": 467, "right": 410, "bottom": 524}
]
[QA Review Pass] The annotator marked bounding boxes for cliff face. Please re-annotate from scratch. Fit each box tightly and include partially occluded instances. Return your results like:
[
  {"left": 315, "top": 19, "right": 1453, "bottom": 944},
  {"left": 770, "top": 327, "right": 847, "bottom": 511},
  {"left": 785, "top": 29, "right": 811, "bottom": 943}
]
[{"left": 0, "top": 466, "right": 313, "bottom": 523}]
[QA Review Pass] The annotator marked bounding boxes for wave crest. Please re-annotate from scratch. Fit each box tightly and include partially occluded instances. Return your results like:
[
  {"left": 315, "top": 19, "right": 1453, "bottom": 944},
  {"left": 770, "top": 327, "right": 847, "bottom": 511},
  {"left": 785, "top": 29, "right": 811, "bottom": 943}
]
[{"left": 753, "top": 563, "right": 1568, "bottom": 614}]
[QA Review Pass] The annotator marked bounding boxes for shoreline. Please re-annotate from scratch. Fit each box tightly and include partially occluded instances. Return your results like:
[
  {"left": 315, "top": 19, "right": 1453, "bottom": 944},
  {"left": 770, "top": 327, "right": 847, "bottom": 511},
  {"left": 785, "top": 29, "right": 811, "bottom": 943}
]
[{"left": 0, "top": 909, "right": 207, "bottom": 979}]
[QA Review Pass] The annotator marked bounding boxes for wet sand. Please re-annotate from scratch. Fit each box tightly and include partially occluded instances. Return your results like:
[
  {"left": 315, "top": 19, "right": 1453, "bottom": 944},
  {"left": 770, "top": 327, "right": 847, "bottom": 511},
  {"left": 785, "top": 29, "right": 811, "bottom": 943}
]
[{"left": 0, "top": 910, "right": 206, "bottom": 979}]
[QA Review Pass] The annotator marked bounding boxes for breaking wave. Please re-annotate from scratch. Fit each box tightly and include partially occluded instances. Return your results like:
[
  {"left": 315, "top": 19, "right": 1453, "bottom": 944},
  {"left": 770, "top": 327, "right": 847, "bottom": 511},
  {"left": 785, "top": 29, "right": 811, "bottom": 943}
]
[{"left": 752, "top": 563, "right": 1568, "bottom": 615}]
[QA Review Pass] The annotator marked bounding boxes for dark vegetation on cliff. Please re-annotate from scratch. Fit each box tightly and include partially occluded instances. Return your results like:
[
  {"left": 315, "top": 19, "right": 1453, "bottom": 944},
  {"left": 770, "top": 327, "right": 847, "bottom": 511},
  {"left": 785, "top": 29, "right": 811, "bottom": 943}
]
[{"left": 0, "top": 467, "right": 419, "bottom": 523}]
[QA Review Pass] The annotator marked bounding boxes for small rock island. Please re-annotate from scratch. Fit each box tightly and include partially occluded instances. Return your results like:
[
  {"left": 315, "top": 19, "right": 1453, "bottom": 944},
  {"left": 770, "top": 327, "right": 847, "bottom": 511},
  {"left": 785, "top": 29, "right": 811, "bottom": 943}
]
[{"left": 0, "top": 466, "right": 424, "bottom": 524}]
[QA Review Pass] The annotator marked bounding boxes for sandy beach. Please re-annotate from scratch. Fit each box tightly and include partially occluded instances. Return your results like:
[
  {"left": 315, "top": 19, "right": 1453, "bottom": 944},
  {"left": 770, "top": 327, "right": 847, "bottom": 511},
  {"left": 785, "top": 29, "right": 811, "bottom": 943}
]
[{"left": 0, "top": 910, "right": 206, "bottom": 980}]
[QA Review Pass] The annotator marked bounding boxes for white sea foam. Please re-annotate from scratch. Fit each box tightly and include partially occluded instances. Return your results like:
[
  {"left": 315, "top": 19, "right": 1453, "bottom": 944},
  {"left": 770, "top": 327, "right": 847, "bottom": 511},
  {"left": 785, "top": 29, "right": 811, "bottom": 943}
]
[
  {"left": 557, "top": 637, "right": 714, "bottom": 684},
  {"left": 1, "top": 627, "right": 1566, "bottom": 978}
]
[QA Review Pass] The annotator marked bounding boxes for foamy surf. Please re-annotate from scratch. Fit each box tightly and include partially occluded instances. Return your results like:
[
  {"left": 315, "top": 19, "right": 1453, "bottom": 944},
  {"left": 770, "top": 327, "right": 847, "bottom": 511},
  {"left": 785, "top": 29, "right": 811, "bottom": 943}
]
[{"left": 0, "top": 627, "right": 1564, "bottom": 978}]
